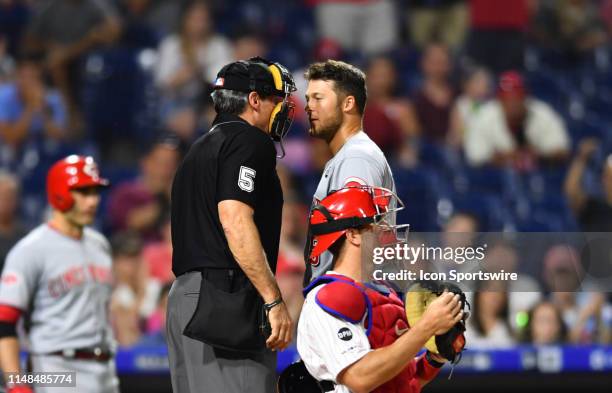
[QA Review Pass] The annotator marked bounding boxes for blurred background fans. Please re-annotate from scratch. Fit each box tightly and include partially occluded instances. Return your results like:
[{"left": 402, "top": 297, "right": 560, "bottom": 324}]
[{"left": 0, "top": 0, "right": 611, "bottom": 392}]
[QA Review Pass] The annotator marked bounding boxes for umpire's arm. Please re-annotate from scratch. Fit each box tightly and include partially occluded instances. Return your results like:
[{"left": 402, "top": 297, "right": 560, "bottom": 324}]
[{"left": 219, "top": 200, "right": 293, "bottom": 350}]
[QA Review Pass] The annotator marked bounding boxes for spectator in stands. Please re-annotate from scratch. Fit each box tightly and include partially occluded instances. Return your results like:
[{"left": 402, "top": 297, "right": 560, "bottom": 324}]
[
  {"left": 430, "top": 213, "right": 481, "bottom": 290},
  {"left": 0, "top": 34, "right": 15, "bottom": 83},
  {"left": 522, "top": 301, "right": 568, "bottom": 345},
  {"left": 465, "top": 0, "right": 532, "bottom": 73},
  {"left": 107, "top": 139, "right": 179, "bottom": 241},
  {"left": 602, "top": 0, "right": 612, "bottom": 39},
  {"left": 310, "top": 0, "right": 399, "bottom": 55},
  {"left": 26, "top": 0, "right": 121, "bottom": 132},
  {"left": 413, "top": 42, "right": 457, "bottom": 145},
  {"left": 0, "top": 0, "right": 31, "bottom": 57},
  {"left": 110, "top": 231, "right": 161, "bottom": 347},
  {"left": 407, "top": 0, "right": 468, "bottom": 51},
  {"left": 142, "top": 215, "right": 173, "bottom": 284},
  {"left": 163, "top": 102, "right": 201, "bottom": 149},
  {"left": 543, "top": 244, "right": 607, "bottom": 344},
  {"left": 533, "top": 0, "right": 607, "bottom": 61},
  {"left": 565, "top": 138, "right": 612, "bottom": 232},
  {"left": 139, "top": 282, "right": 171, "bottom": 346},
  {"left": 465, "top": 280, "right": 516, "bottom": 348},
  {"left": 0, "top": 171, "right": 26, "bottom": 274},
  {"left": 140, "top": 0, "right": 181, "bottom": 38},
  {"left": 464, "top": 71, "right": 570, "bottom": 170},
  {"left": 440, "top": 212, "right": 480, "bottom": 271},
  {"left": 0, "top": 53, "right": 67, "bottom": 149},
  {"left": 363, "top": 55, "right": 419, "bottom": 158},
  {"left": 482, "top": 240, "right": 542, "bottom": 331},
  {"left": 439, "top": 211, "right": 479, "bottom": 256},
  {"left": 448, "top": 66, "right": 492, "bottom": 149},
  {"left": 276, "top": 197, "right": 307, "bottom": 333},
  {"left": 231, "top": 28, "right": 268, "bottom": 61},
  {"left": 117, "top": 0, "right": 161, "bottom": 50},
  {"left": 155, "top": 0, "right": 232, "bottom": 103}
]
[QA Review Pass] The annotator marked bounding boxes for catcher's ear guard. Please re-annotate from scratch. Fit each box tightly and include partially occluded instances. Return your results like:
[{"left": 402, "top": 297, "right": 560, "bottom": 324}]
[
  {"left": 405, "top": 282, "right": 470, "bottom": 364},
  {"left": 277, "top": 361, "right": 334, "bottom": 393}
]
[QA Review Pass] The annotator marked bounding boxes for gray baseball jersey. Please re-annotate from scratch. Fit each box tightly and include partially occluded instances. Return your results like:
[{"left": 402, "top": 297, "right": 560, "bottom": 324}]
[
  {"left": 0, "top": 224, "right": 114, "bottom": 354},
  {"left": 310, "top": 131, "right": 396, "bottom": 280}
]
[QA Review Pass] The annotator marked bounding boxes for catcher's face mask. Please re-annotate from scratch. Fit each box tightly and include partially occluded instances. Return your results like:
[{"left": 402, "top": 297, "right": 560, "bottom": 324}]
[{"left": 305, "top": 185, "right": 408, "bottom": 265}]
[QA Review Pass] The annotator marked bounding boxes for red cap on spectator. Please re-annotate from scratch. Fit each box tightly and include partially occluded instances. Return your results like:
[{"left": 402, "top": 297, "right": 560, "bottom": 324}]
[
  {"left": 497, "top": 70, "right": 527, "bottom": 98},
  {"left": 313, "top": 38, "right": 344, "bottom": 62}
]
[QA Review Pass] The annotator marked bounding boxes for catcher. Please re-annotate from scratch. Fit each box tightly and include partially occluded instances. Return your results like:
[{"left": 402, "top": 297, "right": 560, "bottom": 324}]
[{"left": 290, "top": 185, "right": 468, "bottom": 393}]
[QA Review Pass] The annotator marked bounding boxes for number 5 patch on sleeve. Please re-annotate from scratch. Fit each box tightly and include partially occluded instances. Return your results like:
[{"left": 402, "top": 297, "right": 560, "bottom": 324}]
[{"left": 238, "top": 166, "right": 256, "bottom": 192}]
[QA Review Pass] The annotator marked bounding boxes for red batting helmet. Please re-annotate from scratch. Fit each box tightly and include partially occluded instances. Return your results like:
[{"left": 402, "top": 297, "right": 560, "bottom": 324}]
[
  {"left": 306, "top": 185, "right": 406, "bottom": 262},
  {"left": 46, "top": 155, "right": 109, "bottom": 212}
]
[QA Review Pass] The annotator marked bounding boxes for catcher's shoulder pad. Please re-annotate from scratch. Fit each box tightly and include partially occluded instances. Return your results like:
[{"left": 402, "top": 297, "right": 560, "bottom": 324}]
[{"left": 315, "top": 280, "right": 367, "bottom": 324}]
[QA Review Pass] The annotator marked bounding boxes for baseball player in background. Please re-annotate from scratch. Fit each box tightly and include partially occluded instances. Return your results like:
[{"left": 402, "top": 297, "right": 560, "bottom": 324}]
[
  {"left": 304, "top": 60, "right": 396, "bottom": 283},
  {"left": 295, "top": 186, "right": 462, "bottom": 393},
  {"left": 0, "top": 155, "right": 118, "bottom": 393}
]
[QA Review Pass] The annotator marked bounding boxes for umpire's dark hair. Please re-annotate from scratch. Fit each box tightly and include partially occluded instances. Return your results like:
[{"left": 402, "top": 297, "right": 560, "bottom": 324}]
[
  {"left": 211, "top": 89, "right": 249, "bottom": 115},
  {"left": 305, "top": 60, "right": 367, "bottom": 115}
]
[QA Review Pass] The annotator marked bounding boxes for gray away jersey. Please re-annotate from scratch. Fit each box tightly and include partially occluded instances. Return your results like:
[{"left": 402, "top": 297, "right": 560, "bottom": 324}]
[
  {"left": 0, "top": 224, "right": 114, "bottom": 354},
  {"left": 310, "top": 131, "right": 396, "bottom": 280}
]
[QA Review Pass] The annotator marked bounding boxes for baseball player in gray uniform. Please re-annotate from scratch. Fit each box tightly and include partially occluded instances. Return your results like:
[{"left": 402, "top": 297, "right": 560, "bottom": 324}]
[
  {"left": 0, "top": 155, "right": 118, "bottom": 393},
  {"left": 304, "top": 60, "right": 396, "bottom": 282}
]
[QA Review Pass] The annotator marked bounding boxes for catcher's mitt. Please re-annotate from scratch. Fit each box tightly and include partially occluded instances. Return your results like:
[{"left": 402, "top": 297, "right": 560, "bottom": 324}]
[{"left": 405, "top": 281, "right": 470, "bottom": 364}]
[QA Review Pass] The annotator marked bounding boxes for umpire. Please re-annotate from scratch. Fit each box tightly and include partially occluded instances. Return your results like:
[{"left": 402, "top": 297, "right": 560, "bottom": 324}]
[{"left": 167, "top": 56, "right": 297, "bottom": 393}]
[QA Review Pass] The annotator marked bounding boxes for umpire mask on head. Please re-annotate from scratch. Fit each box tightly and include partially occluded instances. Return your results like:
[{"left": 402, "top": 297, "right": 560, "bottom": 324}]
[
  {"left": 213, "top": 57, "right": 297, "bottom": 158},
  {"left": 250, "top": 57, "right": 297, "bottom": 158}
]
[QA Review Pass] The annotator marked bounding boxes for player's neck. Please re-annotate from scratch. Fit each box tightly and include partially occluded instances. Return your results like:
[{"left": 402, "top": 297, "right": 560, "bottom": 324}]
[
  {"left": 333, "top": 254, "right": 362, "bottom": 282},
  {"left": 329, "top": 120, "right": 362, "bottom": 155},
  {"left": 48, "top": 212, "right": 84, "bottom": 240}
]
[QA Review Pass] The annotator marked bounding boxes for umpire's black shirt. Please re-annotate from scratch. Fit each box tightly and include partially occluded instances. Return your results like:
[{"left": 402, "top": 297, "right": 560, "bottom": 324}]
[{"left": 171, "top": 113, "right": 283, "bottom": 276}]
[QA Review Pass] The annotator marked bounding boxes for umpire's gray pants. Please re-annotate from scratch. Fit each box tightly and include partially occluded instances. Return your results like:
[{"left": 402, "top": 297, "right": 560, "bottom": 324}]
[{"left": 167, "top": 271, "right": 276, "bottom": 393}]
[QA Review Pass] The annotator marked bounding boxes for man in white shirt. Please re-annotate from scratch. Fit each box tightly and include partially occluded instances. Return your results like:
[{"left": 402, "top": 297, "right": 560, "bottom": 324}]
[
  {"left": 464, "top": 71, "right": 570, "bottom": 170},
  {"left": 296, "top": 185, "right": 464, "bottom": 393}
]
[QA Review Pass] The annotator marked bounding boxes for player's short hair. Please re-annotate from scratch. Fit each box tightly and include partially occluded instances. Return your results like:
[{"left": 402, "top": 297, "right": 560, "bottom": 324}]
[
  {"left": 305, "top": 60, "right": 367, "bottom": 115},
  {"left": 211, "top": 89, "right": 250, "bottom": 115}
]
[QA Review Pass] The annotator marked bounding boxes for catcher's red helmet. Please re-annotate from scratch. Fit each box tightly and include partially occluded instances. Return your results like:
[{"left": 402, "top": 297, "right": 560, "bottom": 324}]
[
  {"left": 306, "top": 185, "right": 404, "bottom": 261},
  {"left": 46, "top": 155, "right": 109, "bottom": 212}
]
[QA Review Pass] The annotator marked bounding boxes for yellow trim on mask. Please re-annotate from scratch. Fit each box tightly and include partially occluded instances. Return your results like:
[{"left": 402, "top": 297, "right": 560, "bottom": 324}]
[
  {"left": 268, "top": 64, "right": 283, "bottom": 92},
  {"left": 269, "top": 102, "right": 282, "bottom": 132}
]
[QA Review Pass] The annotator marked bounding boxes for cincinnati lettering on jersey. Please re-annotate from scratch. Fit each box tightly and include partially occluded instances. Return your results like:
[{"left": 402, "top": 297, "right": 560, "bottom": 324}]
[
  {"left": 0, "top": 273, "right": 19, "bottom": 286},
  {"left": 47, "top": 264, "right": 112, "bottom": 298}
]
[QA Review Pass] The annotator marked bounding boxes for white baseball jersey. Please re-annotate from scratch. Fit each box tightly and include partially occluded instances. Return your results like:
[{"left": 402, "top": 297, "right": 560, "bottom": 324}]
[
  {"left": 297, "top": 275, "right": 372, "bottom": 393},
  {"left": 0, "top": 224, "right": 114, "bottom": 354},
  {"left": 310, "top": 131, "right": 396, "bottom": 280}
]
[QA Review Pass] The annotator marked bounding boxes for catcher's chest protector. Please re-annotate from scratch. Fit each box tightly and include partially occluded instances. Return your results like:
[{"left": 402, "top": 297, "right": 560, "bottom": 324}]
[{"left": 304, "top": 274, "right": 421, "bottom": 393}]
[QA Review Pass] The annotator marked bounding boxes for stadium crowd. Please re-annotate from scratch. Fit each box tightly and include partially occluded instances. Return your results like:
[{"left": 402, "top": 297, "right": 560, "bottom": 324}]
[{"left": 0, "top": 0, "right": 610, "bottom": 352}]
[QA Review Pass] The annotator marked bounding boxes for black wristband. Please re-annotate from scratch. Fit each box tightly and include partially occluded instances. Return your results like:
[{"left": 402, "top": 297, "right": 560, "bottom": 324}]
[
  {"left": 425, "top": 351, "right": 445, "bottom": 368},
  {"left": 263, "top": 297, "right": 283, "bottom": 312}
]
